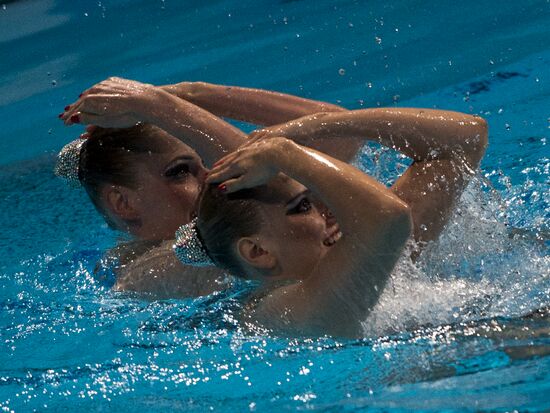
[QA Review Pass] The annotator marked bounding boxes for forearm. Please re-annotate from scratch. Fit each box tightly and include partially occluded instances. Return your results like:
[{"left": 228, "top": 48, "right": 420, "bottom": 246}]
[
  {"left": 144, "top": 89, "right": 246, "bottom": 166},
  {"left": 274, "top": 139, "right": 409, "bottom": 234},
  {"left": 283, "top": 108, "right": 488, "bottom": 165},
  {"left": 162, "top": 81, "right": 346, "bottom": 126}
]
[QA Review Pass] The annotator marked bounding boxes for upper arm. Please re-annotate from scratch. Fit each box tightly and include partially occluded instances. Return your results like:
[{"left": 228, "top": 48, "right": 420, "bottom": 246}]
[
  {"left": 391, "top": 158, "right": 474, "bottom": 249},
  {"left": 391, "top": 118, "right": 488, "bottom": 249}
]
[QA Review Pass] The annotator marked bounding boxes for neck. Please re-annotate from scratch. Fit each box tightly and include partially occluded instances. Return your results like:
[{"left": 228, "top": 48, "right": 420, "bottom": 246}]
[{"left": 245, "top": 264, "right": 295, "bottom": 284}]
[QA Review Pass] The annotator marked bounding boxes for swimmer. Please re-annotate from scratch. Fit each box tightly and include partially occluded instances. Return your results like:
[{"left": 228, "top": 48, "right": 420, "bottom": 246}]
[
  {"left": 59, "top": 78, "right": 487, "bottom": 299},
  {"left": 58, "top": 77, "right": 348, "bottom": 297},
  {"left": 184, "top": 137, "right": 411, "bottom": 337},
  {"left": 175, "top": 107, "right": 487, "bottom": 336}
]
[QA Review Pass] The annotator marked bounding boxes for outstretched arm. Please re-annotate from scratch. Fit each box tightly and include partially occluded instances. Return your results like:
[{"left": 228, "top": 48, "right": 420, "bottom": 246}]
[
  {"left": 61, "top": 77, "right": 247, "bottom": 167},
  {"left": 251, "top": 108, "right": 488, "bottom": 247},
  {"left": 161, "top": 81, "right": 347, "bottom": 126}
]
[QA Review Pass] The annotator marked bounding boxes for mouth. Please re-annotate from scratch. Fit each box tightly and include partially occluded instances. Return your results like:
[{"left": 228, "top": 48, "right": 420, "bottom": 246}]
[{"left": 323, "top": 225, "right": 342, "bottom": 247}]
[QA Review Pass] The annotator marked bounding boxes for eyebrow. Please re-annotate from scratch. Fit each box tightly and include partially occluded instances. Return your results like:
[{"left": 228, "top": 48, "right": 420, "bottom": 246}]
[
  {"left": 165, "top": 155, "right": 195, "bottom": 167},
  {"left": 286, "top": 189, "right": 310, "bottom": 208}
]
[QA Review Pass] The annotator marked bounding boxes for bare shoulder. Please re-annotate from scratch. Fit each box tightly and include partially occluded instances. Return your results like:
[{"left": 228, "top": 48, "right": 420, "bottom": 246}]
[
  {"left": 113, "top": 241, "right": 227, "bottom": 298},
  {"left": 244, "top": 239, "right": 408, "bottom": 337}
]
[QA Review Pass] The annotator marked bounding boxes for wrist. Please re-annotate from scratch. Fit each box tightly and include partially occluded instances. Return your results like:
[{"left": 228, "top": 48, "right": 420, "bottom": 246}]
[
  {"left": 161, "top": 81, "right": 202, "bottom": 99},
  {"left": 267, "top": 137, "right": 299, "bottom": 170},
  {"left": 140, "top": 88, "right": 181, "bottom": 124}
]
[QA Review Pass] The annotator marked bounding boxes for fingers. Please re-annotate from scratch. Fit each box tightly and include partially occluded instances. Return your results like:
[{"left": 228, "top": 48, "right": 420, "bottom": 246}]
[
  {"left": 211, "top": 150, "right": 240, "bottom": 169},
  {"left": 61, "top": 94, "right": 123, "bottom": 125},
  {"left": 247, "top": 129, "right": 266, "bottom": 141},
  {"left": 68, "top": 112, "right": 113, "bottom": 127},
  {"left": 60, "top": 79, "right": 134, "bottom": 120},
  {"left": 218, "top": 176, "right": 249, "bottom": 193},
  {"left": 206, "top": 159, "right": 243, "bottom": 184},
  {"left": 244, "top": 133, "right": 265, "bottom": 147},
  {"left": 247, "top": 129, "right": 273, "bottom": 144}
]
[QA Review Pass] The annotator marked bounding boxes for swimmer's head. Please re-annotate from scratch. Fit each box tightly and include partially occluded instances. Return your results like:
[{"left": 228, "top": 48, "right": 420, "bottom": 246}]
[
  {"left": 76, "top": 125, "right": 207, "bottom": 241},
  {"left": 197, "top": 175, "right": 337, "bottom": 281}
]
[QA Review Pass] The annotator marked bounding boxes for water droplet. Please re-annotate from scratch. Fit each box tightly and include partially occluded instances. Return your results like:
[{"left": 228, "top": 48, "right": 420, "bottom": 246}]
[
  {"left": 338, "top": 68, "right": 346, "bottom": 76},
  {"left": 375, "top": 36, "right": 382, "bottom": 44}
]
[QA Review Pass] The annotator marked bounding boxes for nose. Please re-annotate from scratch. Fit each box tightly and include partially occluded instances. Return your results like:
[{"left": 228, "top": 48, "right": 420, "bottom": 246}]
[
  {"left": 324, "top": 210, "right": 337, "bottom": 227},
  {"left": 315, "top": 201, "right": 335, "bottom": 223}
]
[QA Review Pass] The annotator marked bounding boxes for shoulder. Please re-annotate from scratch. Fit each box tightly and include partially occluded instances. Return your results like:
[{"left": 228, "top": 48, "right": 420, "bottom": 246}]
[{"left": 113, "top": 240, "right": 228, "bottom": 298}]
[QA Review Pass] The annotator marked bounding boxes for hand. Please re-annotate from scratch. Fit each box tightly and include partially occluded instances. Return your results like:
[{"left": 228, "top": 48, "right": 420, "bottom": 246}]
[
  {"left": 60, "top": 77, "right": 160, "bottom": 128},
  {"left": 206, "top": 138, "right": 290, "bottom": 193}
]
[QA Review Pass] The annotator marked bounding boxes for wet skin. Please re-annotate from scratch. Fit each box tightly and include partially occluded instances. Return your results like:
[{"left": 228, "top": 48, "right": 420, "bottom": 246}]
[
  {"left": 123, "top": 134, "right": 207, "bottom": 241},
  {"left": 248, "top": 176, "right": 342, "bottom": 280}
]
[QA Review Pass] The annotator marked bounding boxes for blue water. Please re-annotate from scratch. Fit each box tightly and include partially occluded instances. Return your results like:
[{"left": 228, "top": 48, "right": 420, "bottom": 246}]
[{"left": 1, "top": 0, "right": 549, "bottom": 411}]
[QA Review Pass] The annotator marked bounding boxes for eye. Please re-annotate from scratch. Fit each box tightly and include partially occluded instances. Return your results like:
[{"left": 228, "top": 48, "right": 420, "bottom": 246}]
[
  {"left": 164, "top": 162, "right": 190, "bottom": 178},
  {"left": 287, "top": 197, "right": 312, "bottom": 215}
]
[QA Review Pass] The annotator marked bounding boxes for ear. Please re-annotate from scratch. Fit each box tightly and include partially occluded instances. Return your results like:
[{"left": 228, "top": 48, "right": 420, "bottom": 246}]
[
  {"left": 236, "top": 237, "right": 277, "bottom": 270},
  {"left": 100, "top": 185, "right": 140, "bottom": 222}
]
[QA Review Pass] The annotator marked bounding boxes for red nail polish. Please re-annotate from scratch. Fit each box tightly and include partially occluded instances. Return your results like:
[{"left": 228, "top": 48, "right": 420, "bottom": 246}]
[
  {"left": 79, "top": 93, "right": 83, "bottom": 98},
  {"left": 218, "top": 184, "right": 227, "bottom": 193},
  {"left": 58, "top": 113, "right": 64, "bottom": 119},
  {"left": 70, "top": 114, "right": 80, "bottom": 123},
  {"left": 64, "top": 105, "right": 70, "bottom": 111}
]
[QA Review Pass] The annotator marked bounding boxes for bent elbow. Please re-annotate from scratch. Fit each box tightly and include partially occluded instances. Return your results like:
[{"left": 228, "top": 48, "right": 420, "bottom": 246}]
[
  {"left": 464, "top": 116, "right": 489, "bottom": 167},
  {"left": 387, "top": 200, "right": 413, "bottom": 246},
  {"left": 397, "top": 202, "right": 413, "bottom": 243},
  {"left": 475, "top": 117, "right": 489, "bottom": 150}
]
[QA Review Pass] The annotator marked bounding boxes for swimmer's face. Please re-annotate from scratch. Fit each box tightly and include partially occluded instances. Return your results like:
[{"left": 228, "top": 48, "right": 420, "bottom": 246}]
[
  {"left": 127, "top": 134, "right": 207, "bottom": 241},
  {"left": 254, "top": 177, "right": 340, "bottom": 279}
]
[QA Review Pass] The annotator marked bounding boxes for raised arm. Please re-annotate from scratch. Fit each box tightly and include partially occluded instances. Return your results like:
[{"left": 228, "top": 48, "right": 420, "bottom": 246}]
[
  {"left": 207, "top": 138, "right": 412, "bottom": 337},
  {"left": 161, "top": 81, "right": 347, "bottom": 126},
  {"left": 160, "top": 81, "right": 367, "bottom": 161},
  {"left": 61, "top": 77, "right": 247, "bottom": 167},
  {"left": 252, "top": 108, "right": 488, "bottom": 247}
]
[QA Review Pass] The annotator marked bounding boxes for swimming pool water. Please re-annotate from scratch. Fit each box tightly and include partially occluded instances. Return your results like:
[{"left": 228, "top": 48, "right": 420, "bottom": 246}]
[{"left": 1, "top": 0, "right": 549, "bottom": 411}]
